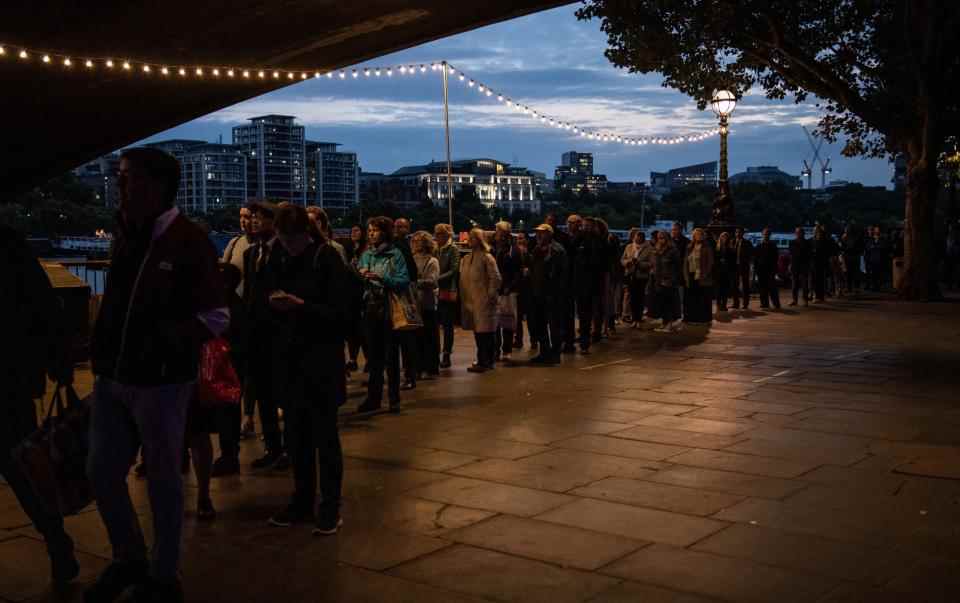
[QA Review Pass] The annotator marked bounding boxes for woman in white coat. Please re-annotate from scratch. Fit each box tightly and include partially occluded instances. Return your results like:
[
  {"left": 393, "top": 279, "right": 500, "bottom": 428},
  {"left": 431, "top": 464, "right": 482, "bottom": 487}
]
[{"left": 459, "top": 228, "right": 502, "bottom": 373}]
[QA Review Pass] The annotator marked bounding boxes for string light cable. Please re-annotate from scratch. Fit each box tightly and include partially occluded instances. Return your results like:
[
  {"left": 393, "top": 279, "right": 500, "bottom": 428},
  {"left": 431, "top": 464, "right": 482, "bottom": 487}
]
[{"left": 0, "top": 44, "right": 719, "bottom": 146}]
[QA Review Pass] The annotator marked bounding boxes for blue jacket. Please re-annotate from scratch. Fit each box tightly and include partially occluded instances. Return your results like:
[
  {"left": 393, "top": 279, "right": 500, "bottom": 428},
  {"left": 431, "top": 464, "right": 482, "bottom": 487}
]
[{"left": 358, "top": 243, "right": 410, "bottom": 300}]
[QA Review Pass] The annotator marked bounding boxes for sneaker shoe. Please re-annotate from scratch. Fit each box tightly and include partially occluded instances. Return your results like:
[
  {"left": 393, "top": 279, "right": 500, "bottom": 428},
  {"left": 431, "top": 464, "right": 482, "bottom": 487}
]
[
  {"left": 83, "top": 561, "right": 149, "bottom": 603},
  {"left": 211, "top": 456, "right": 240, "bottom": 478},
  {"left": 197, "top": 497, "right": 216, "bottom": 522},
  {"left": 129, "top": 577, "right": 184, "bottom": 603},
  {"left": 272, "top": 453, "right": 292, "bottom": 471},
  {"left": 439, "top": 354, "right": 452, "bottom": 369},
  {"left": 268, "top": 505, "right": 314, "bottom": 527},
  {"left": 357, "top": 399, "right": 382, "bottom": 413},
  {"left": 466, "top": 364, "right": 490, "bottom": 373},
  {"left": 501, "top": 352, "right": 512, "bottom": 361},
  {"left": 401, "top": 379, "right": 416, "bottom": 391},
  {"left": 312, "top": 516, "right": 344, "bottom": 536},
  {"left": 251, "top": 453, "right": 279, "bottom": 470}
]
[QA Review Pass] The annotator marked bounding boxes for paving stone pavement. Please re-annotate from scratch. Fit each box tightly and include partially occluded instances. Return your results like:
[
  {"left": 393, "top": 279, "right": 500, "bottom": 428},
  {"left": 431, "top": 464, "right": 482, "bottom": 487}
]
[{"left": 3, "top": 293, "right": 960, "bottom": 602}]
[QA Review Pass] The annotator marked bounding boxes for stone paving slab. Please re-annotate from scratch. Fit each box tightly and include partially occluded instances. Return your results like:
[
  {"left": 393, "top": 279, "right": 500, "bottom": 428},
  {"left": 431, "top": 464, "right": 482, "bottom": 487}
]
[
  {"left": 389, "top": 545, "right": 619, "bottom": 603},
  {"left": 406, "top": 477, "right": 574, "bottom": 517},
  {"left": 600, "top": 543, "right": 838, "bottom": 603},
  {"left": 536, "top": 498, "right": 728, "bottom": 547},
  {"left": 570, "top": 477, "right": 745, "bottom": 516},
  {"left": 446, "top": 514, "right": 645, "bottom": 571}
]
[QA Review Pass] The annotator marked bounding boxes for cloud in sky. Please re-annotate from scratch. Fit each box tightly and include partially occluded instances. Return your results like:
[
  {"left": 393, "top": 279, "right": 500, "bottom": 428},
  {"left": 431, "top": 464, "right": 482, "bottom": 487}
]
[{"left": 139, "top": 5, "right": 893, "bottom": 187}]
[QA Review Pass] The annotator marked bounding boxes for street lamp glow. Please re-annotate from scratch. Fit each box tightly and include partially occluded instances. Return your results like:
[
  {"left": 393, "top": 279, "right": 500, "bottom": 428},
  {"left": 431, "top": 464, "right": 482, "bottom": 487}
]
[{"left": 711, "top": 89, "right": 737, "bottom": 118}]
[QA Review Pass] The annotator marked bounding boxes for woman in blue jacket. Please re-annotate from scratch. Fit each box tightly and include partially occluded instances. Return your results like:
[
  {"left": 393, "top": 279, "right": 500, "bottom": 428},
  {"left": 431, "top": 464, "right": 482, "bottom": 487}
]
[{"left": 356, "top": 216, "right": 410, "bottom": 413}]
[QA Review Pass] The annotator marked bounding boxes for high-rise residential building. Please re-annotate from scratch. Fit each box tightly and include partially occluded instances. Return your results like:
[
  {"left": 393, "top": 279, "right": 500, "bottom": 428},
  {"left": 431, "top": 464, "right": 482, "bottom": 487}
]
[
  {"left": 555, "top": 151, "right": 607, "bottom": 193},
  {"left": 177, "top": 143, "right": 248, "bottom": 213},
  {"left": 74, "top": 153, "right": 121, "bottom": 207},
  {"left": 232, "top": 115, "right": 306, "bottom": 204},
  {"left": 729, "top": 166, "right": 802, "bottom": 188},
  {"left": 650, "top": 161, "right": 718, "bottom": 195},
  {"left": 389, "top": 159, "right": 540, "bottom": 214},
  {"left": 305, "top": 141, "right": 359, "bottom": 210},
  {"left": 144, "top": 139, "right": 206, "bottom": 156}
]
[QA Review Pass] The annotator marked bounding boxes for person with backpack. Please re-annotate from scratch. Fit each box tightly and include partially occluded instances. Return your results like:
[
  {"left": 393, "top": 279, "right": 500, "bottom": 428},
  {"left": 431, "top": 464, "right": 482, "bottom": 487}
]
[
  {"left": 1, "top": 224, "right": 80, "bottom": 590},
  {"left": 263, "top": 204, "right": 349, "bottom": 535}
]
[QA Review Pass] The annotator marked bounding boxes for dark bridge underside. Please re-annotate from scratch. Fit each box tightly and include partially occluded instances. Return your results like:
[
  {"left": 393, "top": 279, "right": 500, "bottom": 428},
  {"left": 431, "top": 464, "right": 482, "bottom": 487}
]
[{"left": 1, "top": 1, "right": 568, "bottom": 196}]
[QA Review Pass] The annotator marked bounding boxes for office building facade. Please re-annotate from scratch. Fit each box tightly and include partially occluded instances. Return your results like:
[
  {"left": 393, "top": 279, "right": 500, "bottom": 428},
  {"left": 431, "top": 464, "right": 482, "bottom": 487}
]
[
  {"left": 650, "top": 161, "right": 718, "bottom": 195},
  {"left": 555, "top": 151, "right": 607, "bottom": 194},
  {"left": 390, "top": 159, "right": 540, "bottom": 214},
  {"left": 233, "top": 115, "right": 306, "bottom": 204},
  {"left": 729, "top": 165, "right": 802, "bottom": 188},
  {"left": 177, "top": 143, "right": 248, "bottom": 213},
  {"left": 305, "top": 141, "right": 359, "bottom": 210}
]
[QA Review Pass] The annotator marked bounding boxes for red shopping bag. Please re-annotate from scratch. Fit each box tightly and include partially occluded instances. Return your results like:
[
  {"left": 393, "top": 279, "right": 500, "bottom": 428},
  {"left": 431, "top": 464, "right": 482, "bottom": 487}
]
[{"left": 196, "top": 338, "right": 241, "bottom": 406}]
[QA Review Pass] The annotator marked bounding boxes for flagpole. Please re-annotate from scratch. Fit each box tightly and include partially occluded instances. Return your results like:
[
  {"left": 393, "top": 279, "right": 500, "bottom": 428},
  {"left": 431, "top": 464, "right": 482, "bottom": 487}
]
[{"left": 442, "top": 61, "right": 453, "bottom": 229}]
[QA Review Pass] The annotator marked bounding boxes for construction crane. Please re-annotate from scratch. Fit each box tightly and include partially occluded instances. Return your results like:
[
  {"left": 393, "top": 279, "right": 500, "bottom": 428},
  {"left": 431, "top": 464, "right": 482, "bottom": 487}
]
[{"left": 803, "top": 126, "right": 834, "bottom": 189}]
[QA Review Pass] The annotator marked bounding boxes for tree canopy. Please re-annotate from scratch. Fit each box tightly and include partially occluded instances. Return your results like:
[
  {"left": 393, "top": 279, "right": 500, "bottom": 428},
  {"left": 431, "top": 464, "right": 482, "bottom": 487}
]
[{"left": 578, "top": 0, "right": 960, "bottom": 298}]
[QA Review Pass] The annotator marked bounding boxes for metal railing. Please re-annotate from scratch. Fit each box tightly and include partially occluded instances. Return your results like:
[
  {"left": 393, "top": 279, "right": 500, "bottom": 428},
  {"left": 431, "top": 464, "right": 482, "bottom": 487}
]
[{"left": 58, "top": 259, "right": 111, "bottom": 295}]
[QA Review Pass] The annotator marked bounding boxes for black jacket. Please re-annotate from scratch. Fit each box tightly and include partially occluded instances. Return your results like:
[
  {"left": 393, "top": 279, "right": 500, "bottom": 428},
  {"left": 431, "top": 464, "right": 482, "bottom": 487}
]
[
  {"left": 495, "top": 245, "right": 523, "bottom": 295},
  {"left": 270, "top": 242, "right": 350, "bottom": 407},
  {"left": 789, "top": 238, "right": 812, "bottom": 273},
  {"left": 92, "top": 212, "right": 223, "bottom": 385},
  {"left": 571, "top": 233, "right": 607, "bottom": 296},
  {"left": 734, "top": 237, "right": 753, "bottom": 273},
  {"left": 530, "top": 241, "right": 569, "bottom": 301},
  {"left": 755, "top": 240, "right": 780, "bottom": 276}
]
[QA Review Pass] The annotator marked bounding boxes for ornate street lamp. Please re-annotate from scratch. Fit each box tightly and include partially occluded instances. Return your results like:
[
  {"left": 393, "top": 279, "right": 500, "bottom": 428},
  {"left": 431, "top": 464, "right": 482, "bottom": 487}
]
[{"left": 710, "top": 89, "right": 737, "bottom": 225}]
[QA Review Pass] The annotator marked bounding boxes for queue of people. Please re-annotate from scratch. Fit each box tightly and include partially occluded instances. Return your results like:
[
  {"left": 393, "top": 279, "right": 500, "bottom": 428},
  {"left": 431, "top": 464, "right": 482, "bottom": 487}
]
[{"left": 3, "top": 143, "right": 931, "bottom": 603}]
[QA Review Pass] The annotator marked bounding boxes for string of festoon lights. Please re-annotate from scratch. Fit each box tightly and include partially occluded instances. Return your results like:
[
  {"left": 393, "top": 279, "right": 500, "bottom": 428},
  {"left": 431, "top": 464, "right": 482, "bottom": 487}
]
[{"left": 1, "top": 43, "right": 720, "bottom": 146}]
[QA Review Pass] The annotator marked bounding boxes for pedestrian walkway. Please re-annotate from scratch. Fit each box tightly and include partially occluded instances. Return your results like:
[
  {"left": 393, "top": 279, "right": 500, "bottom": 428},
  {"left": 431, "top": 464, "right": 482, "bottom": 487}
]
[{"left": 2, "top": 294, "right": 959, "bottom": 602}]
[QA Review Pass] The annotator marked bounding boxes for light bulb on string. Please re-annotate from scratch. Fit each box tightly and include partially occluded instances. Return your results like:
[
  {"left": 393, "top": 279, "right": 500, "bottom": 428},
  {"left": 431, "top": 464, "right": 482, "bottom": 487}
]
[
  {"left": 63, "top": 58, "right": 72, "bottom": 67},
  {"left": 258, "top": 70, "right": 265, "bottom": 79},
  {"left": 122, "top": 61, "right": 131, "bottom": 70},
  {"left": 399, "top": 66, "right": 406, "bottom": 74},
  {"left": 301, "top": 72, "right": 307, "bottom": 80},
  {"left": 42, "top": 55, "right": 51, "bottom": 63},
  {"left": 142, "top": 65, "right": 150, "bottom": 73},
  {"left": 374, "top": 68, "right": 381, "bottom": 76},
  {"left": 85, "top": 60, "right": 94, "bottom": 68},
  {"left": 273, "top": 71, "right": 280, "bottom": 79},
  {"left": 19, "top": 50, "right": 28, "bottom": 59},
  {"left": 180, "top": 68, "right": 188, "bottom": 76},
  {"left": 0, "top": 46, "right": 5, "bottom": 56},
  {"left": 339, "top": 70, "right": 345, "bottom": 79},
  {"left": 386, "top": 68, "right": 392, "bottom": 76},
  {"left": 212, "top": 68, "right": 220, "bottom": 77},
  {"left": 196, "top": 67, "right": 204, "bottom": 76},
  {"left": 161, "top": 67, "right": 169, "bottom": 75},
  {"left": 420, "top": 65, "right": 426, "bottom": 73},
  {"left": 364, "top": 69, "right": 370, "bottom": 76},
  {"left": 352, "top": 70, "right": 358, "bottom": 78}
]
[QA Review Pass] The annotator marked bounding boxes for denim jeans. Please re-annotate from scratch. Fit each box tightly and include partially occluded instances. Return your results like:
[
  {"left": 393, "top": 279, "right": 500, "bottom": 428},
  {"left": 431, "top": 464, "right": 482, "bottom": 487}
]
[{"left": 88, "top": 378, "right": 192, "bottom": 581}]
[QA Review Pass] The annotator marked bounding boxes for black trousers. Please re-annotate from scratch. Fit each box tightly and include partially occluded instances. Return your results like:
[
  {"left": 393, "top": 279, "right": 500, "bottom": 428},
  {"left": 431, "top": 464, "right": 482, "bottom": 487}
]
[
  {"left": 563, "top": 296, "right": 577, "bottom": 347},
  {"left": 529, "top": 297, "right": 565, "bottom": 354},
  {"left": 249, "top": 361, "right": 283, "bottom": 455},
  {"left": 576, "top": 294, "right": 595, "bottom": 349},
  {"left": 417, "top": 309, "right": 440, "bottom": 375},
  {"left": 438, "top": 300, "right": 457, "bottom": 356},
  {"left": 216, "top": 404, "right": 241, "bottom": 461},
  {"left": 1, "top": 395, "right": 73, "bottom": 558},
  {"left": 515, "top": 292, "right": 529, "bottom": 346},
  {"left": 732, "top": 269, "right": 751, "bottom": 308},
  {"left": 473, "top": 332, "right": 496, "bottom": 368},
  {"left": 366, "top": 319, "right": 400, "bottom": 405},
  {"left": 758, "top": 272, "right": 781, "bottom": 308},
  {"left": 399, "top": 330, "right": 418, "bottom": 384},
  {"left": 791, "top": 270, "right": 809, "bottom": 303},
  {"left": 287, "top": 402, "right": 343, "bottom": 519},
  {"left": 628, "top": 278, "right": 648, "bottom": 321},
  {"left": 347, "top": 331, "right": 365, "bottom": 364},
  {"left": 813, "top": 264, "right": 828, "bottom": 300},
  {"left": 495, "top": 328, "right": 514, "bottom": 356},
  {"left": 715, "top": 270, "right": 731, "bottom": 311},
  {"left": 844, "top": 255, "right": 862, "bottom": 290}
]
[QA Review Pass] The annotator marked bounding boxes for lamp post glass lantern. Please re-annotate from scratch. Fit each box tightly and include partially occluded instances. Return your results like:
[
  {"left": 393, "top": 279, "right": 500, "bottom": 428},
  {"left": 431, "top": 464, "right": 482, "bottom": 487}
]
[{"left": 710, "top": 89, "right": 737, "bottom": 225}]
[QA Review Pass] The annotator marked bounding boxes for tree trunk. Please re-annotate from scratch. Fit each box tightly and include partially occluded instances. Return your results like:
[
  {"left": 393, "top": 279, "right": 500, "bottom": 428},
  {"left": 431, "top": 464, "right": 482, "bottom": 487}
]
[{"left": 899, "top": 138, "right": 942, "bottom": 300}]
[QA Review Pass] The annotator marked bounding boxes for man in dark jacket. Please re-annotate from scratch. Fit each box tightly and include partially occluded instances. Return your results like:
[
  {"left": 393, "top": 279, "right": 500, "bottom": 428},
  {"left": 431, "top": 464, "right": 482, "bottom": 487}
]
[
  {"left": 671, "top": 222, "right": 690, "bottom": 318},
  {"left": 789, "top": 227, "right": 812, "bottom": 306},
  {"left": 0, "top": 225, "right": 79, "bottom": 589},
  {"left": 393, "top": 218, "right": 419, "bottom": 389},
  {"left": 86, "top": 148, "right": 227, "bottom": 603},
  {"left": 553, "top": 214, "right": 580, "bottom": 353},
  {"left": 864, "top": 226, "right": 890, "bottom": 291},
  {"left": 242, "top": 201, "right": 290, "bottom": 471},
  {"left": 841, "top": 226, "right": 864, "bottom": 294},
  {"left": 529, "top": 224, "right": 568, "bottom": 364},
  {"left": 572, "top": 218, "right": 606, "bottom": 354},
  {"left": 732, "top": 227, "right": 753, "bottom": 309},
  {"left": 755, "top": 227, "right": 781, "bottom": 309},
  {"left": 264, "top": 204, "right": 349, "bottom": 535}
]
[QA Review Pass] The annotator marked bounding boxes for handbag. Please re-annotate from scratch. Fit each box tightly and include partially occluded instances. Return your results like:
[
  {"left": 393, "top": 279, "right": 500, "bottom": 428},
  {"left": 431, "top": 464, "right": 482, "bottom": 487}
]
[
  {"left": 495, "top": 293, "right": 517, "bottom": 330},
  {"left": 197, "top": 337, "right": 242, "bottom": 406},
  {"left": 438, "top": 289, "right": 459, "bottom": 303},
  {"left": 12, "top": 384, "right": 93, "bottom": 517},
  {"left": 389, "top": 286, "right": 424, "bottom": 331}
]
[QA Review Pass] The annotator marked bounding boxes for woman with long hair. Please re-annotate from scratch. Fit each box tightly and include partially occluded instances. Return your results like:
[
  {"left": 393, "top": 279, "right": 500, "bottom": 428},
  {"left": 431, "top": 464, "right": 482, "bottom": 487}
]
[
  {"left": 622, "top": 229, "right": 654, "bottom": 327},
  {"left": 459, "top": 228, "right": 502, "bottom": 373},
  {"left": 434, "top": 223, "right": 459, "bottom": 369},
  {"left": 684, "top": 228, "right": 715, "bottom": 324},
  {"left": 650, "top": 231, "right": 682, "bottom": 332},
  {"left": 411, "top": 230, "right": 440, "bottom": 378},
  {"left": 493, "top": 221, "right": 522, "bottom": 361}
]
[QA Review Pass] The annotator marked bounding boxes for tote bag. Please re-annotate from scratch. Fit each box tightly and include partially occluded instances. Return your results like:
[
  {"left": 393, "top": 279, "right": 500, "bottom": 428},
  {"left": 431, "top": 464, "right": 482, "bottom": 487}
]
[{"left": 389, "top": 286, "right": 424, "bottom": 331}]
